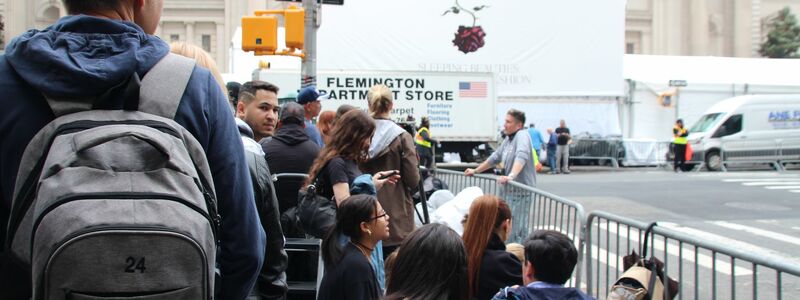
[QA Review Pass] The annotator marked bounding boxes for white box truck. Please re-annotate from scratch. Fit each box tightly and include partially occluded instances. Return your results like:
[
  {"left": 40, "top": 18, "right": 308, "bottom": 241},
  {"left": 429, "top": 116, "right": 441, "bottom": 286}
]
[
  {"left": 254, "top": 69, "right": 498, "bottom": 162},
  {"left": 687, "top": 94, "right": 800, "bottom": 171}
]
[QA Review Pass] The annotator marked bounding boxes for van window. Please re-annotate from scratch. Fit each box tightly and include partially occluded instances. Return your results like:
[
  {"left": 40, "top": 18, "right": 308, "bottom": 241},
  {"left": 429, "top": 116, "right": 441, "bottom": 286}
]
[
  {"left": 690, "top": 113, "right": 724, "bottom": 132},
  {"left": 712, "top": 114, "right": 743, "bottom": 138}
]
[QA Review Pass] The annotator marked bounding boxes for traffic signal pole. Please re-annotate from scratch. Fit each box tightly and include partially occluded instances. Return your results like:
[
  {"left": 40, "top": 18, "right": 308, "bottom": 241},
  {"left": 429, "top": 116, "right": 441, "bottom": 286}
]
[{"left": 301, "top": 0, "right": 317, "bottom": 88}]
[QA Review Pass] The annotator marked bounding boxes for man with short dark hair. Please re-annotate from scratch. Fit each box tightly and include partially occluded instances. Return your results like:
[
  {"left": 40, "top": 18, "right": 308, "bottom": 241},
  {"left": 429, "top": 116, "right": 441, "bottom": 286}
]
[
  {"left": 465, "top": 109, "right": 537, "bottom": 186},
  {"left": 238, "top": 81, "right": 280, "bottom": 141},
  {"left": 296, "top": 85, "right": 327, "bottom": 147},
  {"left": 235, "top": 99, "right": 289, "bottom": 300},
  {"left": 555, "top": 119, "right": 571, "bottom": 174},
  {"left": 0, "top": 1, "right": 265, "bottom": 299},
  {"left": 492, "top": 230, "right": 594, "bottom": 300},
  {"left": 261, "top": 102, "right": 320, "bottom": 233}
]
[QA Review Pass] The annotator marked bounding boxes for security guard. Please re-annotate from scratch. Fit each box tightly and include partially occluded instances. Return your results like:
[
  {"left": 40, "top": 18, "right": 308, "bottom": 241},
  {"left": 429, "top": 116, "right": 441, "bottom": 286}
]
[
  {"left": 415, "top": 116, "right": 435, "bottom": 169},
  {"left": 673, "top": 119, "right": 689, "bottom": 172}
]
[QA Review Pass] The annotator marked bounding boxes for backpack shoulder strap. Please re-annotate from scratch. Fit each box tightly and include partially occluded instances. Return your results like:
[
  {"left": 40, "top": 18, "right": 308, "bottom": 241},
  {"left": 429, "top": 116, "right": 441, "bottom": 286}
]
[{"left": 139, "top": 53, "right": 196, "bottom": 119}]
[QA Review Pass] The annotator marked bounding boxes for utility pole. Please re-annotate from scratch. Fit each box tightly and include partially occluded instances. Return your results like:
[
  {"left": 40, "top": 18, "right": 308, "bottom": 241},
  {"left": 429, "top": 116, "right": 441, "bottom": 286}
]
[{"left": 301, "top": 0, "right": 317, "bottom": 88}]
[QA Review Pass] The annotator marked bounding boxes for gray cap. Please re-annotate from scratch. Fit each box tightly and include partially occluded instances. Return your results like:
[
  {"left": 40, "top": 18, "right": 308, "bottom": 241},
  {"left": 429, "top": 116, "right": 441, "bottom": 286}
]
[{"left": 280, "top": 102, "right": 306, "bottom": 125}]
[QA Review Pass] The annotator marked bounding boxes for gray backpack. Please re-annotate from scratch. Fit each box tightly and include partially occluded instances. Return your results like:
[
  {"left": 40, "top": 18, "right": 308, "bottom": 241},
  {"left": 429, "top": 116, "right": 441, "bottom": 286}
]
[{"left": 5, "top": 54, "right": 221, "bottom": 299}]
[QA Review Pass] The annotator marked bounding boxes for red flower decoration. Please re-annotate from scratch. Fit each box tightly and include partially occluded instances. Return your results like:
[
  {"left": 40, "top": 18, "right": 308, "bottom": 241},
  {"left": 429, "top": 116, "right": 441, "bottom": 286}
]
[{"left": 452, "top": 26, "right": 486, "bottom": 54}]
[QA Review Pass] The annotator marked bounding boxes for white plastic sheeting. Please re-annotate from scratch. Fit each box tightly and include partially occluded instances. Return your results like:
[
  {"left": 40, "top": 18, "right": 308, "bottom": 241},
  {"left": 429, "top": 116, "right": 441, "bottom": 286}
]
[{"left": 497, "top": 101, "right": 623, "bottom": 137}]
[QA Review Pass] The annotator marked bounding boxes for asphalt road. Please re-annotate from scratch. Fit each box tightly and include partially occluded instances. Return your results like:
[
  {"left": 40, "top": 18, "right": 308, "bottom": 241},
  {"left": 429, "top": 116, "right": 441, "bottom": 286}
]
[{"left": 535, "top": 167, "right": 800, "bottom": 299}]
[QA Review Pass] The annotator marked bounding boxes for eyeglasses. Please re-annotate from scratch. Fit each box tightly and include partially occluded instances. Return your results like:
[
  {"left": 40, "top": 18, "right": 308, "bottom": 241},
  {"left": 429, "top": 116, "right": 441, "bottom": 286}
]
[{"left": 369, "top": 210, "right": 388, "bottom": 221}]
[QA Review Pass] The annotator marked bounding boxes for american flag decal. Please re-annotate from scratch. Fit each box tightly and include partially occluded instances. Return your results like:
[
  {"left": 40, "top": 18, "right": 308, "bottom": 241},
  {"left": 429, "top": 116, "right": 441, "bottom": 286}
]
[{"left": 459, "top": 81, "right": 487, "bottom": 98}]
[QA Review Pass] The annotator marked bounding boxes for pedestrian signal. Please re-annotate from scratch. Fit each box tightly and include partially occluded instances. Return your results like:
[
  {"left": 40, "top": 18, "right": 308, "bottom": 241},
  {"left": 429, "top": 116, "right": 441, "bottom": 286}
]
[{"left": 242, "top": 16, "right": 278, "bottom": 55}]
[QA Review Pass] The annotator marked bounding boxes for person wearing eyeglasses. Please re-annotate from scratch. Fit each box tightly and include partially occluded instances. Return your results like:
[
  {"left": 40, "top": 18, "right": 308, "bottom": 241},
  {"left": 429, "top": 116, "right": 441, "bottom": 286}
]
[{"left": 318, "top": 194, "right": 391, "bottom": 300}]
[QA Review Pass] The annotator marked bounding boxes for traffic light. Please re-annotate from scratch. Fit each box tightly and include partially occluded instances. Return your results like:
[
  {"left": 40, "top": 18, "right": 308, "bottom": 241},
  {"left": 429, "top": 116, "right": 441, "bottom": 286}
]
[
  {"left": 242, "top": 15, "right": 278, "bottom": 55},
  {"left": 284, "top": 6, "right": 305, "bottom": 50},
  {"left": 244, "top": 5, "right": 305, "bottom": 57}
]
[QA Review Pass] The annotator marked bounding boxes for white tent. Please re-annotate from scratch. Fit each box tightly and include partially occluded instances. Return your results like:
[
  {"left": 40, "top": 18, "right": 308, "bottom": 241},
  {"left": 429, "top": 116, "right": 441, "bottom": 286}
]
[{"left": 622, "top": 54, "right": 800, "bottom": 140}]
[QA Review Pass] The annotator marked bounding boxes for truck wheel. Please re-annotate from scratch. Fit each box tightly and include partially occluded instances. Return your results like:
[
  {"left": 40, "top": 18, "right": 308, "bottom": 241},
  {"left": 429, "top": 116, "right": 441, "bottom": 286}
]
[{"left": 706, "top": 151, "right": 722, "bottom": 171}]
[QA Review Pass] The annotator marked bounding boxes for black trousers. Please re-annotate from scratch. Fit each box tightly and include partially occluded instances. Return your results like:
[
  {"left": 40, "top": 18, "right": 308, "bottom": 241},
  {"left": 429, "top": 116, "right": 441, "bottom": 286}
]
[
  {"left": 418, "top": 148, "right": 433, "bottom": 169},
  {"left": 674, "top": 143, "right": 687, "bottom": 171}
]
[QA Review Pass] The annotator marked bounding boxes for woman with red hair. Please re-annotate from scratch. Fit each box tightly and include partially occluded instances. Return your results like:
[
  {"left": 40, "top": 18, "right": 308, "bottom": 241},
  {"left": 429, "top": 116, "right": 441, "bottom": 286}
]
[{"left": 462, "top": 195, "right": 522, "bottom": 299}]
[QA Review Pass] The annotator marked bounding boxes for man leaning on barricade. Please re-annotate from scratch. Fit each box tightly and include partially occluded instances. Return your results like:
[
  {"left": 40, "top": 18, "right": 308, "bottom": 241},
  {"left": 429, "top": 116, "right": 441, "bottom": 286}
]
[
  {"left": 0, "top": 1, "right": 265, "bottom": 299},
  {"left": 466, "top": 109, "right": 537, "bottom": 187}
]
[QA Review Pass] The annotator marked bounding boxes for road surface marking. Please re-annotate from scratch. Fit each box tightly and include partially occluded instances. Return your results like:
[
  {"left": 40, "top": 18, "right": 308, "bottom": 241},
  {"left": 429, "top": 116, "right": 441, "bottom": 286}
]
[
  {"left": 764, "top": 185, "right": 800, "bottom": 189},
  {"left": 741, "top": 181, "right": 800, "bottom": 186},
  {"left": 708, "top": 221, "right": 800, "bottom": 247},
  {"left": 724, "top": 178, "right": 800, "bottom": 182},
  {"left": 595, "top": 222, "right": 752, "bottom": 276}
]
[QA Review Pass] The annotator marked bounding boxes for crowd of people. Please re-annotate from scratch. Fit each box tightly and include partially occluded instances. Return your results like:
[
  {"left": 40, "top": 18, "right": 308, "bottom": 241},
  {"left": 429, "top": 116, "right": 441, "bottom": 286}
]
[{"left": 0, "top": 1, "right": 595, "bottom": 299}]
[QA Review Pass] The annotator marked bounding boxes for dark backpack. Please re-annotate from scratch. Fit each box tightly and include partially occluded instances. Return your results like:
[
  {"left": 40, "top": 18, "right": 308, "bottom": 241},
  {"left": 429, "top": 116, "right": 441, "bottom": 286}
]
[{"left": 5, "top": 54, "right": 220, "bottom": 299}]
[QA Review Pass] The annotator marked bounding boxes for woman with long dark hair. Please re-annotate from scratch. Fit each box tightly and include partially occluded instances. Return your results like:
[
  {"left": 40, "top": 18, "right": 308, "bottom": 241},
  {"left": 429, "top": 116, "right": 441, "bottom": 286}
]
[
  {"left": 384, "top": 223, "right": 469, "bottom": 300},
  {"left": 462, "top": 195, "right": 522, "bottom": 300},
  {"left": 305, "top": 109, "right": 399, "bottom": 204},
  {"left": 318, "top": 195, "right": 390, "bottom": 300}
]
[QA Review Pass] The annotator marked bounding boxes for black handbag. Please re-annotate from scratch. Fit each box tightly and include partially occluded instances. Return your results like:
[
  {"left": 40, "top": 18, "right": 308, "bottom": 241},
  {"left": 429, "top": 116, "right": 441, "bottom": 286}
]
[{"left": 297, "top": 179, "right": 337, "bottom": 238}]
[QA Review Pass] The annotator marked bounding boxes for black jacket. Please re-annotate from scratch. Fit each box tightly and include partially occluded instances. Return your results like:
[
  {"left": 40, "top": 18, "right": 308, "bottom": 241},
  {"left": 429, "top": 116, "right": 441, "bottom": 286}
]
[
  {"left": 239, "top": 121, "right": 289, "bottom": 299},
  {"left": 476, "top": 234, "right": 523, "bottom": 300},
  {"left": 261, "top": 123, "right": 320, "bottom": 214}
]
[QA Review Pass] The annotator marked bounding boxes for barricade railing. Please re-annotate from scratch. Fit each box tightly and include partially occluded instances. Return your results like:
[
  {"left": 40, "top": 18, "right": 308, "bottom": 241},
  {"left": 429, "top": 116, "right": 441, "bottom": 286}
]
[
  {"left": 437, "top": 168, "right": 800, "bottom": 298},
  {"left": 778, "top": 138, "right": 800, "bottom": 169},
  {"left": 720, "top": 139, "right": 783, "bottom": 171},
  {"left": 586, "top": 211, "right": 800, "bottom": 299},
  {"left": 570, "top": 138, "right": 623, "bottom": 168},
  {"left": 436, "top": 169, "right": 588, "bottom": 289}
]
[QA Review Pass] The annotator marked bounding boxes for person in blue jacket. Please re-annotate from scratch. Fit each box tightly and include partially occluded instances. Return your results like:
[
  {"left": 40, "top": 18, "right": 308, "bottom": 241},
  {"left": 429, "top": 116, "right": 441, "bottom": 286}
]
[
  {"left": 527, "top": 123, "right": 545, "bottom": 160},
  {"left": 0, "top": 1, "right": 265, "bottom": 299},
  {"left": 492, "top": 231, "right": 594, "bottom": 300}
]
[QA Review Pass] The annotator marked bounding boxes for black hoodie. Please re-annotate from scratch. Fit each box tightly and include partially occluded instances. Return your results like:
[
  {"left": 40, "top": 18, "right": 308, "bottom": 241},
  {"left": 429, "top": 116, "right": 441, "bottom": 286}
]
[{"left": 261, "top": 123, "right": 320, "bottom": 214}]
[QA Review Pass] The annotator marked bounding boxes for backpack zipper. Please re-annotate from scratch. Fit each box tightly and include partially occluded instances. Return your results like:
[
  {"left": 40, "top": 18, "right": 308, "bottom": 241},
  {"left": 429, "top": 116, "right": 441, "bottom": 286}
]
[
  {"left": 30, "top": 192, "right": 218, "bottom": 255},
  {"left": 6, "top": 120, "right": 185, "bottom": 249},
  {"left": 43, "top": 225, "right": 210, "bottom": 300}
]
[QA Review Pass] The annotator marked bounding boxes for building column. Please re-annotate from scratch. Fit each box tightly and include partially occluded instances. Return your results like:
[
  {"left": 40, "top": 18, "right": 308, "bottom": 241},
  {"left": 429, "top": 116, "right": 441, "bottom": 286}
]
[
  {"left": 216, "top": 23, "right": 228, "bottom": 72},
  {"left": 641, "top": 29, "right": 653, "bottom": 54},
  {"left": 184, "top": 21, "right": 195, "bottom": 45},
  {"left": 690, "top": 0, "right": 709, "bottom": 55},
  {"left": 733, "top": 0, "right": 753, "bottom": 57},
  {"left": 750, "top": 0, "right": 762, "bottom": 57}
]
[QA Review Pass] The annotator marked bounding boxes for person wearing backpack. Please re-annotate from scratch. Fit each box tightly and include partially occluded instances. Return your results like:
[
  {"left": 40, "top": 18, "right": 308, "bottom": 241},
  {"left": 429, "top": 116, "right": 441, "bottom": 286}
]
[
  {"left": 0, "top": 1, "right": 266, "bottom": 299},
  {"left": 492, "top": 231, "right": 594, "bottom": 300}
]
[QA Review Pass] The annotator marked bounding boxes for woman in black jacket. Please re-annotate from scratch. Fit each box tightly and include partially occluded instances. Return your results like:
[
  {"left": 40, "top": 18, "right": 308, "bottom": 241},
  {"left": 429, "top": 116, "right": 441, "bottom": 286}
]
[
  {"left": 318, "top": 194, "right": 391, "bottom": 300},
  {"left": 463, "top": 195, "right": 522, "bottom": 300}
]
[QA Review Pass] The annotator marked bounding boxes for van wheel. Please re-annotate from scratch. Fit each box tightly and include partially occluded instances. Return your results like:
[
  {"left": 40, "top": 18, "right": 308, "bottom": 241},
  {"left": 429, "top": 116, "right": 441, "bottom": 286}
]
[{"left": 706, "top": 151, "right": 722, "bottom": 171}]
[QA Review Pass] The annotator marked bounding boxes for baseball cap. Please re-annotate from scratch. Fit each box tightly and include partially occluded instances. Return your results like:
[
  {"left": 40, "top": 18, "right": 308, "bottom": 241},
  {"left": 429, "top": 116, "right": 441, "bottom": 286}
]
[
  {"left": 296, "top": 85, "right": 329, "bottom": 105},
  {"left": 279, "top": 102, "right": 306, "bottom": 125}
]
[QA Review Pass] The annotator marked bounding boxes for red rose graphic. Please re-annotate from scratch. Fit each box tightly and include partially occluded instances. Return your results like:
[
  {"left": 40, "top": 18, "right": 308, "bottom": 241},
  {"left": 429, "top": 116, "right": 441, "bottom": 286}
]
[
  {"left": 443, "top": 4, "right": 489, "bottom": 54},
  {"left": 452, "top": 26, "right": 486, "bottom": 54}
]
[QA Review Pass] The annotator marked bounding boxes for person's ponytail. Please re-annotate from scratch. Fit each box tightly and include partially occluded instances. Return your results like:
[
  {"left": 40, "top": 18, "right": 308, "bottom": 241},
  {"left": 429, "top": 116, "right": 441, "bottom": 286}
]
[{"left": 321, "top": 221, "right": 344, "bottom": 268}]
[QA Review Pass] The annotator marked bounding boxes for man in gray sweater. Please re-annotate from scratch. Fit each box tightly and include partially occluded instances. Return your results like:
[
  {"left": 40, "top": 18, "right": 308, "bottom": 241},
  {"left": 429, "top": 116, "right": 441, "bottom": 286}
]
[{"left": 466, "top": 109, "right": 537, "bottom": 187}]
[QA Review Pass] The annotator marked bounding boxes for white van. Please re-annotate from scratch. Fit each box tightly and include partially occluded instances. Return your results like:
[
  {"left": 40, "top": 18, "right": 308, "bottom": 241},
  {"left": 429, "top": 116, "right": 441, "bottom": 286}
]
[{"left": 687, "top": 94, "right": 800, "bottom": 171}]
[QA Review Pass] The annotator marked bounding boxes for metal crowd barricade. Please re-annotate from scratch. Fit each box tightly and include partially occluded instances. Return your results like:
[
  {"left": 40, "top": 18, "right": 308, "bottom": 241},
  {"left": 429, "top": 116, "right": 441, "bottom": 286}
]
[
  {"left": 570, "top": 138, "right": 623, "bottom": 168},
  {"left": 720, "top": 139, "right": 783, "bottom": 171},
  {"left": 436, "top": 169, "right": 588, "bottom": 289},
  {"left": 586, "top": 211, "right": 800, "bottom": 299},
  {"left": 778, "top": 138, "right": 800, "bottom": 169}
]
